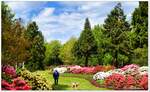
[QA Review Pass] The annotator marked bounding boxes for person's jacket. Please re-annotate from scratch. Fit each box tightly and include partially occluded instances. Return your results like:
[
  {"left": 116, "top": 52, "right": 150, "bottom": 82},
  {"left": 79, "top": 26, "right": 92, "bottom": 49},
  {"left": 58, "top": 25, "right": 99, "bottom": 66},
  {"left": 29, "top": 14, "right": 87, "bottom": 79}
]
[{"left": 53, "top": 70, "right": 59, "bottom": 79}]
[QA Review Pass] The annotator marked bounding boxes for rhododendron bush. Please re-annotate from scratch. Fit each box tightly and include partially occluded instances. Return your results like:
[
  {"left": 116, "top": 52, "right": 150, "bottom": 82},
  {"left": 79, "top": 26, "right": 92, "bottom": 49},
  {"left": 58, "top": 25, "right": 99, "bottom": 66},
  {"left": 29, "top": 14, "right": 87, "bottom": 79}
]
[
  {"left": 2, "top": 78, "right": 31, "bottom": 90},
  {"left": 66, "top": 65, "right": 115, "bottom": 74},
  {"left": 2, "top": 65, "right": 31, "bottom": 90},
  {"left": 92, "top": 64, "right": 148, "bottom": 90},
  {"left": 2, "top": 65, "right": 17, "bottom": 78},
  {"left": 104, "top": 73, "right": 148, "bottom": 90}
]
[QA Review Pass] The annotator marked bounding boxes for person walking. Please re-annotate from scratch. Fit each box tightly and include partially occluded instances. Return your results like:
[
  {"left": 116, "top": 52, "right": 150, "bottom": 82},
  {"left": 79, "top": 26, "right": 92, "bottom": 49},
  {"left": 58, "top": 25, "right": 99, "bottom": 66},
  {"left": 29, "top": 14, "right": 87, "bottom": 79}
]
[{"left": 53, "top": 70, "right": 59, "bottom": 85}]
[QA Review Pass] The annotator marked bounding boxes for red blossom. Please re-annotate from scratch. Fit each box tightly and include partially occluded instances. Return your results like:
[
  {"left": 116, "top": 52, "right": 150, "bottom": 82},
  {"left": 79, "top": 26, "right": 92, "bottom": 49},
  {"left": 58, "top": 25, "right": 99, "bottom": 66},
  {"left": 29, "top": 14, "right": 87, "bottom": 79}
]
[{"left": 140, "top": 74, "right": 148, "bottom": 90}]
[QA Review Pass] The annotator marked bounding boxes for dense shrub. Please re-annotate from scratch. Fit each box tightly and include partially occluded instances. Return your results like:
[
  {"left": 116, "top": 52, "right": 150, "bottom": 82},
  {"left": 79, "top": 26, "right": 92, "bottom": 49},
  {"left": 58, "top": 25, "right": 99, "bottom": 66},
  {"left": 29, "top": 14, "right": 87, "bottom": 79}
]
[
  {"left": 2, "top": 78, "right": 31, "bottom": 90},
  {"left": 2, "top": 65, "right": 17, "bottom": 78},
  {"left": 104, "top": 73, "right": 148, "bottom": 90},
  {"left": 18, "top": 68, "right": 52, "bottom": 90},
  {"left": 105, "top": 73, "right": 126, "bottom": 89},
  {"left": 139, "top": 74, "right": 148, "bottom": 90},
  {"left": 2, "top": 65, "right": 31, "bottom": 90},
  {"left": 67, "top": 65, "right": 115, "bottom": 74}
]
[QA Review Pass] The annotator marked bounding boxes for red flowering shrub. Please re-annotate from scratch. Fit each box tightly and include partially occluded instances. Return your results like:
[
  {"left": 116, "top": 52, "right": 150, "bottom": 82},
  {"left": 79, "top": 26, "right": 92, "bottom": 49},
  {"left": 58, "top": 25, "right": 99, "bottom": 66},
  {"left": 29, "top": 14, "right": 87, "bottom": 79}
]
[
  {"left": 93, "top": 66, "right": 104, "bottom": 73},
  {"left": 2, "top": 78, "right": 31, "bottom": 90},
  {"left": 139, "top": 74, "right": 148, "bottom": 90},
  {"left": 105, "top": 73, "right": 126, "bottom": 89},
  {"left": 125, "top": 75, "right": 136, "bottom": 88},
  {"left": 105, "top": 72, "right": 148, "bottom": 90}
]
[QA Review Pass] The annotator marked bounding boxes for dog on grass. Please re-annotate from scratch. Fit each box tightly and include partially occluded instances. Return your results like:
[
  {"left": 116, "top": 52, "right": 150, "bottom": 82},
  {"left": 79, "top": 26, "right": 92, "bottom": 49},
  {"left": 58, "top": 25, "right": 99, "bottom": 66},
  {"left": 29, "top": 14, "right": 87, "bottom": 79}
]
[{"left": 71, "top": 82, "right": 79, "bottom": 89}]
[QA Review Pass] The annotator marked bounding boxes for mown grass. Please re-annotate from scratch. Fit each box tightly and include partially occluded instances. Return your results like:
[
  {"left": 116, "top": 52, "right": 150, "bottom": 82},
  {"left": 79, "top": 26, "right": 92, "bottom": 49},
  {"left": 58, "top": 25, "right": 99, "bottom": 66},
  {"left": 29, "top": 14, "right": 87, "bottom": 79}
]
[{"left": 34, "top": 70, "right": 108, "bottom": 90}]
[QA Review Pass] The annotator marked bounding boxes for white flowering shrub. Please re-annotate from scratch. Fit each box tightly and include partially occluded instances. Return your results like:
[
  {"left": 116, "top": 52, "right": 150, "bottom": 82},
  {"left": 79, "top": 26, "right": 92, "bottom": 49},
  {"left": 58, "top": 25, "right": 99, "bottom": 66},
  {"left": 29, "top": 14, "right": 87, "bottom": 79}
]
[
  {"left": 93, "top": 72, "right": 110, "bottom": 80},
  {"left": 139, "top": 66, "right": 148, "bottom": 75},
  {"left": 53, "top": 67, "right": 68, "bottom": 73}
]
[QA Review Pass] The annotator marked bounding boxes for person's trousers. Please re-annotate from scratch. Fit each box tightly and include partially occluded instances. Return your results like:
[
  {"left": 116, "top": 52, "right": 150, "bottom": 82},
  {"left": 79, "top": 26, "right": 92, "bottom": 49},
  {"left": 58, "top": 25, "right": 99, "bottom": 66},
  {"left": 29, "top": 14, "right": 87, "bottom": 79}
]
[{"left": 54, "top": 78, "right": 58, "bottom": 85}]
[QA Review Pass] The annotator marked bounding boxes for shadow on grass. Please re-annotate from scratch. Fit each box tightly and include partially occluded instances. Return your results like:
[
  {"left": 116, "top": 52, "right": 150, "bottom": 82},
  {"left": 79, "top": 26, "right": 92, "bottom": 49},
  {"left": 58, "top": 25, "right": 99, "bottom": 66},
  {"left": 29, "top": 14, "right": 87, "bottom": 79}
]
[{"left": 52, "top": 84, "right": 70, "bottom": 90}]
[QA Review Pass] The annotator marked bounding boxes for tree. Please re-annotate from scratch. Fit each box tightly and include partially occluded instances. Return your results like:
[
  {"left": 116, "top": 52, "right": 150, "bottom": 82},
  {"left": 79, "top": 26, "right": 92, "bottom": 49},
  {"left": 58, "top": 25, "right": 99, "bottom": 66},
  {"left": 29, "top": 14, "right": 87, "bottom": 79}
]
[
  {"left": 59, "top": 37, "right": 77, "bottom": 65},
  {"left": 103, "top": 3, "right": 130, "bottom": 67},
  {"left": 25, "top": 22, "right": 45, "bottom": 71},
  {"left": 45, "top": 40, "right": 63, "bottom": 66},
  {"left": 92, "top": 25, "right": 112, "bottom": 65},
  {"left": 73, "top": 18, "right": 97, "bottom": 66},
  {"left": 2, "top": 2, "right": 30, "bottom": 67},
  {"left": 131, "top": 1, "right": 148, "bottom": 48},
  {"left": 130, "top": 1, "right": 148, "bottom": 66}
]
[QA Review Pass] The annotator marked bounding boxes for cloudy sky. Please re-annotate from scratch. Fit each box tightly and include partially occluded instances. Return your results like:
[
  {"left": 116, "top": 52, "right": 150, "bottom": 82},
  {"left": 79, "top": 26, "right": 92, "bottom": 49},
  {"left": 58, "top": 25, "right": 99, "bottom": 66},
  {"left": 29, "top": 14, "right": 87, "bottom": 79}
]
[{"left": 6, "top": 1, "right": 139, "bottom": 44}]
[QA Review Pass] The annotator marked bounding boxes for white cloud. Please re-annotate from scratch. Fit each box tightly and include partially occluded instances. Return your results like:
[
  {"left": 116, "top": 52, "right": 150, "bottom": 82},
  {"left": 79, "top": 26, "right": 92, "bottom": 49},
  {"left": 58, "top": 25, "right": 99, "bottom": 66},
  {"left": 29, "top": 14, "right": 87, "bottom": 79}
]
[
  {"left": 7, "top": 1, "right": 139, "bottom": 44},
  {"left": 39, "top": 8, "right": 55, "bottom": 17},
  {"left": 32, "top": 2, "right": 114, "bottom": 43},
  {"left": 6, "top": 1, "right": 47, "bottom": 23}
]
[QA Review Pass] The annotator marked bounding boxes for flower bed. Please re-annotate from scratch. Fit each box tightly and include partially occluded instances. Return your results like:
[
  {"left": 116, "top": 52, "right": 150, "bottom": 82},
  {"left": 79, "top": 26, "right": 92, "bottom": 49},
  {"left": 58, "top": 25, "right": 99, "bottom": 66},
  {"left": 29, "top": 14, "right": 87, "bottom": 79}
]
[
  {"left": 92, "top": 64, "right": 148, "bottom": 90},
  {"left": 66, "top": 65, "right": 115, "bottom": 74}
]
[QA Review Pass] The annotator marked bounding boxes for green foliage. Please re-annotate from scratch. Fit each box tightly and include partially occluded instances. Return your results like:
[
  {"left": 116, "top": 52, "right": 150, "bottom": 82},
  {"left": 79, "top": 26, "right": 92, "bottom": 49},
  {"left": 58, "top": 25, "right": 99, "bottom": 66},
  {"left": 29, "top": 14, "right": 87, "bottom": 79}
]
[
  {"left": 96, "top": 79, "right": 104, "bottom": 85},
  {"left": 45, "top": 40, "right": 63, "bottom": 66},
  {"left": 130, "top": 1, "right": 148, "bottom": 66},
  {"left": 103, "top": 3, "right": 130, "bottom": 67},
  {"left": 102, "top": 53, "right": 113, "bottom": 65},
  {"left": 2, "top": 2, "right": 30, "bottom": 66},
  {"left": 132, "top": 46, "right": 148, "bottom": 66},
  {"left": 73, "top": 18, "right": 98, "bottom": 66},
  {"left": 88, "top": 55, "right": 99, "bottom": 66},
  {"left": 131, "top": 1, "right": 148, "bottom": 48},
  {"left": 18, "top": 68, "right": 52, "bottom": 90},
  {"left": 25, "top": 22, "right": 45, "bottom": 71},
  {"left": 117, "top": 54, "right": 129, "bottom": 67},
  {"left": 59, "top": 37, "right": 77, "bottom": 65},
  {"left": 92, "top": 25, "right": 112, "bottom": 65},
  {"left": 2, "top": 72, "right": 12, "bottom": 83}
]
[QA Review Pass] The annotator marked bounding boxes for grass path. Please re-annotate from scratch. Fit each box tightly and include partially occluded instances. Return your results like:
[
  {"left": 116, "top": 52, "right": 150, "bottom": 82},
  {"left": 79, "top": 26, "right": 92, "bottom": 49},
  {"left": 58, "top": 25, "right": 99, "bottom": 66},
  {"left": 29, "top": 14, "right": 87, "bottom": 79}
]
[{"left": 34, "top": 70, "right": 108, "bottom": 90}]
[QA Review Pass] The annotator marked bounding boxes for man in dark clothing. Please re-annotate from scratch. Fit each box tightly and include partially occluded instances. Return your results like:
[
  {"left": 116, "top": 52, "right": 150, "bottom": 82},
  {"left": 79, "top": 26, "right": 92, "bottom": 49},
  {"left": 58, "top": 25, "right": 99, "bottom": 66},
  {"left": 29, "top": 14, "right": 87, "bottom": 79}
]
[{"left": 53, "top": 70, "right": 59, "bottom": 85}]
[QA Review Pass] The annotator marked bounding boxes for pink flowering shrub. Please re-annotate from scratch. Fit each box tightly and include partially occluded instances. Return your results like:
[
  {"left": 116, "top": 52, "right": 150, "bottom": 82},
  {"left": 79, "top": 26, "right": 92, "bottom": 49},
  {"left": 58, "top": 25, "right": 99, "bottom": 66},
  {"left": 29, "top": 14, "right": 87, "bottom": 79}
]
[
  {"left": 67, "top": 65, "right": 115, "bottom": 74},
  {"left": 2, "top": 78, "right": 31, "bottom": 90},
  {"left": 2, "top": 65, "right": 17, "bottom": 78},
  {"left": 121, "top": 64, "right": 139, "bottom": 71}
]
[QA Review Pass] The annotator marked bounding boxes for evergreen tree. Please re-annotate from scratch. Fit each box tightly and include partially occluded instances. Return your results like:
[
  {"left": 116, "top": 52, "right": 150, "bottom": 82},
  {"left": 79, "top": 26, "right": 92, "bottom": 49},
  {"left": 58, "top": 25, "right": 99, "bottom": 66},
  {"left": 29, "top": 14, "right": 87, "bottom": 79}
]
[
  {"left": 73, "top": 18, "right": 97, "bottom": 66},
  {"left": 131, "top": 1, "right": 148, "bottom": 48},
  {"left": 25, "top": 22, "right": 45, "bottom": 71},
  {"left": 130, "top": 1, "right": 148, "bottom": 66},
  {"left": 103, "top": 3, "right": 130, "bottom": 67}
]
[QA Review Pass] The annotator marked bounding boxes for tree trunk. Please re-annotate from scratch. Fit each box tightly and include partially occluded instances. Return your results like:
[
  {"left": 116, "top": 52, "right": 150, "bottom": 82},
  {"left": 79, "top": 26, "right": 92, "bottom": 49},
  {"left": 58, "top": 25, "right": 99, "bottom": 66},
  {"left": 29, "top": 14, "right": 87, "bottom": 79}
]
[
  {"left": 85, "top": 56, "right": 88, "bottom": 67},
  {"left": 115, "top": 51, "right": 118, "bottom": 68}
]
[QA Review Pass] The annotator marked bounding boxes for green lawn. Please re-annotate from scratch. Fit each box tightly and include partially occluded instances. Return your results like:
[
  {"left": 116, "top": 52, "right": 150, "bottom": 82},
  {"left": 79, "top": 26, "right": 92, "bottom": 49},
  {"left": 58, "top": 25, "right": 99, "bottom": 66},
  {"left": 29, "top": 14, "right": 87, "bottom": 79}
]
[{"left": 33, "top": 70, "right": 108, "bottom": 90}]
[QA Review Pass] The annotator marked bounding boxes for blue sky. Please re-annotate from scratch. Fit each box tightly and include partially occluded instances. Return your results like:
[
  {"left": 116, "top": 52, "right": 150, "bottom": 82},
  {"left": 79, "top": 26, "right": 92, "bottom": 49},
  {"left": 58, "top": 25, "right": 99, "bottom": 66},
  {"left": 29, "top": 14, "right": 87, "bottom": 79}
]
[{"left": 6, "top": 1, "right": 139, "bottom": 44}]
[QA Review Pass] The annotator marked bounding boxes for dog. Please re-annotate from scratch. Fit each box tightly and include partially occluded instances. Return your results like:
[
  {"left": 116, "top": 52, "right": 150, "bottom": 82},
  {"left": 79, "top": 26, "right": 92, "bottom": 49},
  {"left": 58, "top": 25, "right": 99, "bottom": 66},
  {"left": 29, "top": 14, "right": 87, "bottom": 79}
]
[{"left": 71, "top": 82, "right": 79, "bottom": 89}]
